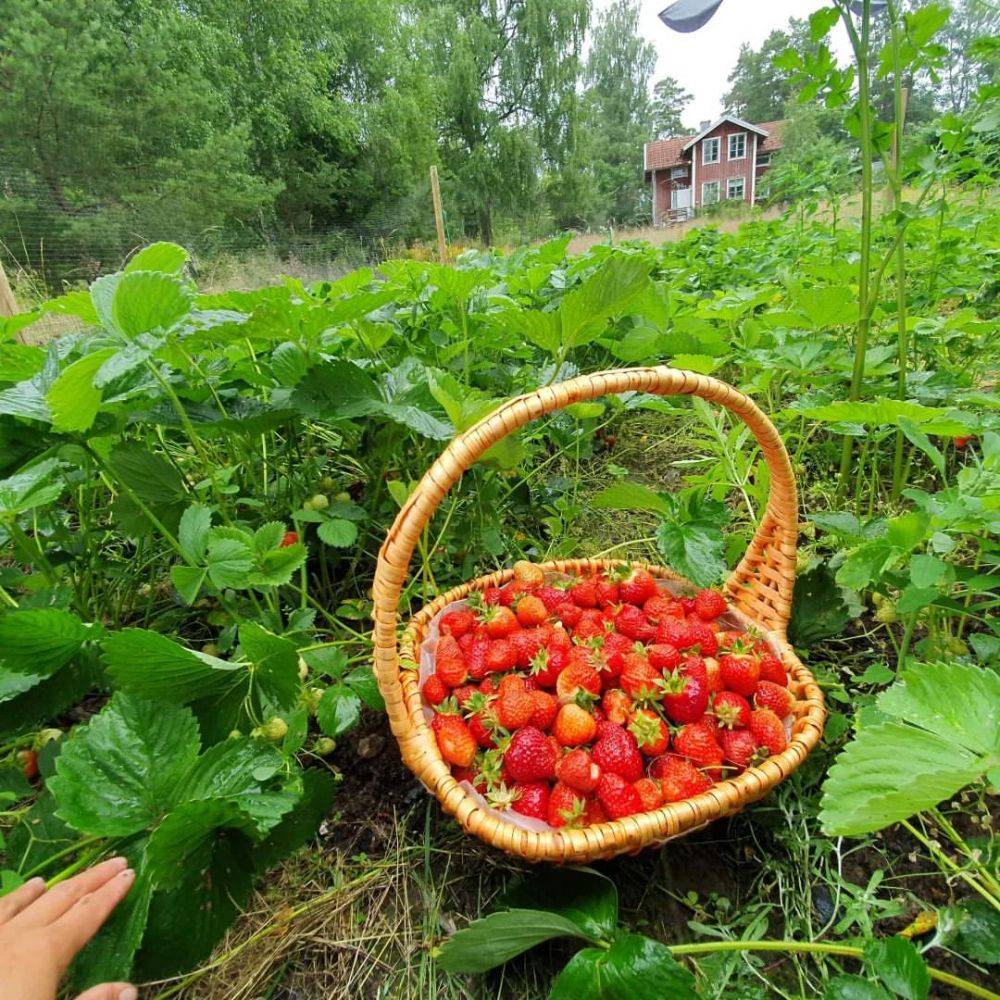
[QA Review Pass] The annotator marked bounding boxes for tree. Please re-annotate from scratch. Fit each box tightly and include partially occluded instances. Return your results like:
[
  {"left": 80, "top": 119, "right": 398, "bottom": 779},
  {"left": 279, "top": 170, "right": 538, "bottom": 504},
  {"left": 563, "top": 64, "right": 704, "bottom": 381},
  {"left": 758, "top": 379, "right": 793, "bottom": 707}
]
[
  {"left": 651, "top": 76, "right": 694, "bottom": 138},
  {"left": 575, "top": 0, "right": 656, "bottom": 226},
  {"left": 723, "top": 18, "right": 816, "bottom": 121},
  {"left": 937, "top": 0, "right": 1000, "bottom": 113}
]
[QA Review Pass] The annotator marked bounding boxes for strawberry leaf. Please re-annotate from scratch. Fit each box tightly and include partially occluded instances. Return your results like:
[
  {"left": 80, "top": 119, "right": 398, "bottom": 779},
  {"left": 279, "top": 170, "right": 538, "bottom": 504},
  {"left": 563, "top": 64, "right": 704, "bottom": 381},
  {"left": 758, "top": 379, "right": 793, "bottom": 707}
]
[{"left": 499, "top": 866, "right": 619, "bottom": 939}]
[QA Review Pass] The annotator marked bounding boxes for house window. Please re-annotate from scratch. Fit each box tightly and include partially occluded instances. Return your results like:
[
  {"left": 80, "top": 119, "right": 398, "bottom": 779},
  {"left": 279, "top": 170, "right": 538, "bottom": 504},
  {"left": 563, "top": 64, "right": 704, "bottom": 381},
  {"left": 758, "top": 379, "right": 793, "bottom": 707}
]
[
  {"left": 727, "top": 176, "right": 745, "bottom": 200},
  {"left": 670, "top": 166, "right": 687, "bottom": 178},
  {"left": 757, "top": 153, "right": 771, "bottom": 167},
  {"left": 728, "top": 132, "right": 746, "bottom": 160},
  {"left": 702, "top": 137, "right": 720, "bottom": 165},
  {"left": 702, "top": 180, "right": 720, "bottom": 205}
]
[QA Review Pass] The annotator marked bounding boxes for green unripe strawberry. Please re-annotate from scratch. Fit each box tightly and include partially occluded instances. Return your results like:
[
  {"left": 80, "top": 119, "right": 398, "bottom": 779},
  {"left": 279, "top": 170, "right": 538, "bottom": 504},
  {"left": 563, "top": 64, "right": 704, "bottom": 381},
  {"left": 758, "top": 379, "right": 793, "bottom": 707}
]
[
  {"left": 203, "top": 642, "right": 220, "bottom": 656},
  {"left": 314, "top": 736, "right": 336, "bottom": 755},
  {"left": 298, "top": 656, "right": 309, "bottom": 681},
  {"left": 334, "top": 491, "right": 351, "bottom": 503},
  {"left": 254, "top": 717, "right": 288, "bottom": 742},
  {"left": 310, "top": 493, "right": 330, "bottom": 511},
  {"left": 320, "top": 476, "right": 337, "bottom": 491},
  {"left": 874, "top": 602, "right": 898, "bottom": 624}
]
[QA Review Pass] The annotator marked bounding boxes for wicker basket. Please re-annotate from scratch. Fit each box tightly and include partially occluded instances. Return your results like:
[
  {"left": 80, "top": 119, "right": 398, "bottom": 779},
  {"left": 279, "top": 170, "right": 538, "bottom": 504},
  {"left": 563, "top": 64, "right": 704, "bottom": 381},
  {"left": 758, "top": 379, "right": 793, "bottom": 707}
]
[{"left": 372, "top": 367, "right": 826, "bottom": 862}]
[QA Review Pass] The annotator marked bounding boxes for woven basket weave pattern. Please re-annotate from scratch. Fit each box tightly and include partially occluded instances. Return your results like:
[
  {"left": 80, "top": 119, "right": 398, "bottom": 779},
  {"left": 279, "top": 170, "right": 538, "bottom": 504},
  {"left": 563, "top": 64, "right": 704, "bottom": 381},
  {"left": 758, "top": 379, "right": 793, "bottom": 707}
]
[{"left": 372, "top": 367, "right": 826, "bottom": 862}]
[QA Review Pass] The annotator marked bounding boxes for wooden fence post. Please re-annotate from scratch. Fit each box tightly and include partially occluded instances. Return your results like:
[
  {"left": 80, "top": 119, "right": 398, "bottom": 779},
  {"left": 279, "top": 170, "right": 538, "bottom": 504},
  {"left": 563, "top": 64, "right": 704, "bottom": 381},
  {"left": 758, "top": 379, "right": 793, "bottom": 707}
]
[
  {"left": 0, "top": 259, "right": 18, "bottom": 318},
  {"left": 429, "top": 165, "right": 448, "bottom": 265}
]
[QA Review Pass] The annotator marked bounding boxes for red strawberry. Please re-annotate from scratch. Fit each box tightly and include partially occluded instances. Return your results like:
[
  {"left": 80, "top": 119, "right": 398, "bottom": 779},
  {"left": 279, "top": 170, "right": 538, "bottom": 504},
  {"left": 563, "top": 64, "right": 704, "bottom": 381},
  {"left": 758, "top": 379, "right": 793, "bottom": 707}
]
[
  {"left": 485, "top": 638, "right": 517, "bottom": 673},
  {"left": 719, "top": 653, "right": 760, "bottom": 697},
  {"left": 673, "top": 719, "right": 724, "bottom": 774},
  {"left": 687, "top": 621, "right": 718, "bottom": 657},
  {"left": 538, "top": 585, "right": 569, "bottom": 612},
  {"left": 548, "top": 782, "right": 587, "bottom": 828},
  {"left": 432, "top": 712, "right": 476, "bottom": 768},
  {"left": 508, "top": 627, "right": 543, "bottom": 667},
  {"left": 643, "top": 593, "right": 683, "bottom": 622},
  {"left": 584, "top": 797, "right": 608, "bottom": 825},
  {"left": 597, "top": 771, "right": 642, "bottom": 819},
  {"left": 483, "top": 606, "right": 518, "bottom": 638},
  {"left": 18, "top": 749, "right": 39, "bottom": 781},
  {"left": 555, "top": 662, "right": 602, "bottom": 703},
  {"left": 953, "top": 434, "right": 974, "bottom": 449},
  {"left": 512, "top": 781, "right": 550, "bottom": 820},
  {"left": 280, "top": 530, "right": 299, "bottom": 548},
  {"left": 712, "top": 690, "right": 752, "bottom": 729},
  {"left": 440, "top": 607, "right": 477, "bottom": 638},
  {"left": 468, "top": 711, "right": 498, "bottom": 748},
  {"left": 650, "top": 754, "right": 712, "bottom": 801},
  {"left": 693, "top": 589, "right": 727, "bottom": 621},
  {"left": 504, "top": 726, "right": 557, "bottom": 782},
  {"left": 704, "top": 656, "right": 725, "bottom": 693},
  {"left": 660, "top": 668, "right": 709, "bottom": 724},
  {"left": 452, "top": 683, "right": 478, "bottom": 708},
  {"left": 628, "top": 709, "right": 670, "bottom": 756},
  {"left": 465, "top": 637, "right": 491, "bottom": 681},
  {"left": 592, "top": 726, "right": 644, "bottom": 782},
  {"left": 573, "top": 608, "right": 607, "bottom": 641},
  {"left": 496, "top": 675, "right": 535, "bottom": 730},
  {"left": 656, "top": 618, "right": 695, "bottom": 650},
  {"left": 435, "top": 634, "right": 467, "bottom": 687},
  {"left": 720, "top": 727, "right": 757, "bottom": 770},
  {"left": 498, "top": 583, "right": 525, "bottom": 607},
  {"left": 515, "top": 595, "right": 548, "bottom": 627},
  {"left": 530, "top": 645, "right": 566, "bottom": 688},
  {"left": 615, "top": 604, "right": 655, "bottom": 641},
  {"left": 595, "top": 575, "right": 621, "bottom": 607},
  {"left": 647, "top": 643, "right": 681, "bottom": 672},
  {"left": 554, "top": 601, "right": 583, "bottom": 629},
  {"left": 633, "top": 776, "right": 664, "bottom": 811},
  {"left": 601, "top": 688, "right": 634, "bottom": 725},
  {"left": 754, "top": 680, "right": 794, "bottom": 718},
  {"left": 568, "top": 577, "right": 598, "bottom": 608},
  {"left": 483, "top": 586, "right": 503, "bottom": 605},
  {"left": 620, "top": 654, "right": 662, "bottom": 702},
  {"left": 757, "top": 651, "right": 788, "bottom": 686},
  {"left": 555, "top": 748, "right": 600, "bottom": 793},
  {"left": 749, "top": 708, "right": 787, "bottom": 756},
  {"left": 620, "top": 567, "right": 658, "bottom": 606},
  {"left": 512, "top": 560, "right": 546, "bottom": 588},
  {"left": 601, "top": 632, "right": 633, "bottom": 676},
  {"left": 422, "top": 674, "right": 449, "bottom": 706},
  {"left": 553, "top": 703, "right": 597, "bottom": 746},
  {"left": 530, "top": 689, "right": 559, "bottom": 731}
]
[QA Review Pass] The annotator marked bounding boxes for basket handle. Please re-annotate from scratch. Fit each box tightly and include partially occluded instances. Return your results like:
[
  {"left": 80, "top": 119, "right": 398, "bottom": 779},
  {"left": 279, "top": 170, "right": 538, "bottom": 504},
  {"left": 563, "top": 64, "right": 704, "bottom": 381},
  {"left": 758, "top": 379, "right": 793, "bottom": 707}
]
[{"left": 373, "top": 367, "right": 798, "bottom": 706}]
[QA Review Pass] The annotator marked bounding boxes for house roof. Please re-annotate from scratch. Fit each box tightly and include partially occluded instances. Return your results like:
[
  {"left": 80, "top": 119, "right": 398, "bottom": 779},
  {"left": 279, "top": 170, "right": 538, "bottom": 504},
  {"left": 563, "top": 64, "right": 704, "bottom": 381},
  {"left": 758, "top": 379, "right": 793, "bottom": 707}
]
[{"left": 644, "top": 118, "right": 786, "bottom": 173}]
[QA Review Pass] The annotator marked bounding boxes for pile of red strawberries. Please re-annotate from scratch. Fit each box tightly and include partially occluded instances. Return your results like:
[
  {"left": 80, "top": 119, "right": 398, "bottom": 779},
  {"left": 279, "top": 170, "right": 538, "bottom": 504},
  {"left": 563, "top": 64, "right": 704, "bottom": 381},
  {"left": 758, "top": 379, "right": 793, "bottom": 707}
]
[{"left": 422, "top": 561, "right": 794, "bottom": 828}]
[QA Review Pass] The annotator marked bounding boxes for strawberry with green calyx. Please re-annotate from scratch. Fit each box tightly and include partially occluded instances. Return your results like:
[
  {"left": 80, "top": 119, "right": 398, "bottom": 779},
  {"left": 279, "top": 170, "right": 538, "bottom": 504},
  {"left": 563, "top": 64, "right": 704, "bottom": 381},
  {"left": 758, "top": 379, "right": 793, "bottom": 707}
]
[
  {"left": 529, "top": 645, "right": 565, "bottom": 688},
  {"left": 686, "top": 620, "right": 718, "bottom": 657},
  {"left": 660, "top": 667, "right": 708, "bottom": 724},
  {"left": 435, "top": 633, "right": 468, "bottom": 687},
  {"left": 650, "top": 754, "right": 712, "bottom": 801},
  {"left": 693, "top": 588, "right": 727, "bottom": 621},
  {"left": 719, "top": 645, "right": 760, "bottom": 697},
  {"left": 253, "top": 717, "right": 289, "bottom": 742},
  {"left": 555, "top": 661, "right": 602, "bottom": 703},
  {"left": 592, "top": 724, "right": 644, "bottom": 782},
  {"left": 711, "top": 690, "right": 752, "bottom": 730},
  {"left": 440, "top": 606, "right": 477, "bottom": 638},
  {"left": 555, "top": 748, "right": 600, "bottom": 793},
  {"left": 510, "top": 626, "right": 547, "bottom": 667},
  {"left": 633, "top": 776, "right": 664, "bottom": 811},
  {"left": 749, "top": 708, "right": 788, "bottom": 756},
  {"left": 628, "top": 709, "right": 670, "bottom": 756},
  {"left": 504, "top": 726, "right": 557, "bottom": 782},
  {"left": 673, "top": 719, "right": 724, "bottom": 775},
  {"left": 597, "top": 771, "right": 642, "bottom": 819},
  {"left": 486, "top": 781, "right": 521, "bottom": 811},
  {"left": 619, "top": 653, "right": 663, "bottom": 703},
  {"left": 601, "top": 687, "right": 634, "bottom": 725},
  {"left": 538, "top": 583, "right": 570, "bottom": 612},
  {"left": 754, "top": 680, "right": 794, "bottom": 718},
  {"left": 719, "top": 727, "right": 759, "bottom": 770},
  {"left": 620, "top": 566, "right": 658, "bottom": 606},
  {"left": 422, "top": 674, "right": 449, "bottom": 706},
  {"left": 568, "top": 576, "right": 599, "bottom": 608},
  {"left": 432, "top": 708, "right": 477, "bottom": 768},
  {"left": 512, "top": 560, "right": 546, "bottom": 589},
  {"left": 482, "top": 605, "right": 518, "bottom": 639},
  {"left": 511, "top": 781, "right": 550, "bottom": 820},
  {"left": 553, "top": 702, "right": 597, "bottom": 746},
  {"left": 548, "top": 782, "right": 588, "bottom": 828}
]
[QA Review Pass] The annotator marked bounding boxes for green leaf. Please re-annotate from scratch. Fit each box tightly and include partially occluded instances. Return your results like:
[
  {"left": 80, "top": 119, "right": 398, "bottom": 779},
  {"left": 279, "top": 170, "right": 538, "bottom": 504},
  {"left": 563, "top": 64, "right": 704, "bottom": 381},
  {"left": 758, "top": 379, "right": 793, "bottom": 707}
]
[
  {"left": 103, "top": 629, "right": 240, "bottom": 702},
  {"left": 790, "top": 565, "right": 855, "bottom": 647},
  {"left": 111, "top": 271, "right": 192, "bottom": 337},
  {"left": 317, "top": 517, "right": 358, "bottom": 547},
  {"left": 820, "top": 663, "right": 1000, "bottom": 836},
  {"left": 109, "top": 444, "right": 185, "bottom": 505},
  {"left": 908, "top": 554, "right": 947, "bottom": 588},
  {"left": 316, "top": 685, "right": 362, "bottom": 738},
  {"left": 898, "top": 418, "right": 945, "bottom": 478},
  {"left": 49, "top": 694, "right": 201, "bottom": 836},
  {"left": 550, "top": 934, "right": 699, "bottom": 1000},
  {"left": 654, "top": 493, "right": 728, "bottom": 588},
  {"left": 178, "top": 503, "right": 213, "bottom": 563},
  {"left": 435, "top": 909, "right": 595, "bottom": 973},
  {"left": 0, "top": 458, "right": 65, "bottom": 516},
  {"left": 942, "top": 898, "right": 1000, "bottom": 964},
  {"left": 823, "top": 975, "right": 893, "bottom": 1000},
  {"left": 344, "top": 665, "right": 384, "bottom": 710},
  {"left": 271, "top": 342, "right": 310, "bottom": 387},
  {"left": 170, "top": 565, "right": 207, "bottom": 605},
  {"left": 591, "top": 481, "right": 671, "bottom": 516},
  {"left": 863, "top": 937, "right": 930, "bottom": 1000},
  {"left": 124, "top": 243, "right": 188, "bottom": 274},
  {"left": 45, "top": 349, "right": 117, "bottom": 432},
  {"left": 560, "top": 256, "right": 650, "bottom": 349},
  {"left": 5, "top": 792, "right": 75, "bottom": 875},
  {"left": 253, "top": 769, "right": 336, "bottom": 873},
  {"left": 206, "top": 534, "right": 254, "bottom": 589},
  {"left": 0, "top": 609, "right": 89, "bottom": 675},
  {"left": 500, "top": 867, "right": 618, "bottom": 940},
  {"left": 238, "top": 622, "right": 300, "bottom": 711}
]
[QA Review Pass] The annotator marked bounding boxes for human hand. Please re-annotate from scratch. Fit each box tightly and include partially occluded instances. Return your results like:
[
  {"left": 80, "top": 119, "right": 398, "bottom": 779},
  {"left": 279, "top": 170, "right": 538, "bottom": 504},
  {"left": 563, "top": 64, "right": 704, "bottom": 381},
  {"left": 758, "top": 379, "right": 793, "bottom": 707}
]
[{"left": 0, "top": 856, "right": 137, "bottom": 1000}]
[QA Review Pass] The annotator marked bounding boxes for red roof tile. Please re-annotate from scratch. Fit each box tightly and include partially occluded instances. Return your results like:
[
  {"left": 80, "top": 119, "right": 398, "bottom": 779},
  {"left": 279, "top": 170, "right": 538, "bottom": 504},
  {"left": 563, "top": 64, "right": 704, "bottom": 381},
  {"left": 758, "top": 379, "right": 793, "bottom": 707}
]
[{"left": 645, "top": 118, "right": 786, "bottom": 172}]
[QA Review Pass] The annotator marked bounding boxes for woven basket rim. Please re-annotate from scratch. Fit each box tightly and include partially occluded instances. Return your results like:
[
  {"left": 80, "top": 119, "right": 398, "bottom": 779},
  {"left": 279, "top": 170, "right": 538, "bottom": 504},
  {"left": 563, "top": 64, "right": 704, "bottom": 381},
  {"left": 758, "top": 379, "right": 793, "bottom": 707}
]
[{"left": 396, "top": 557, "right": 826, "bottom": 861}]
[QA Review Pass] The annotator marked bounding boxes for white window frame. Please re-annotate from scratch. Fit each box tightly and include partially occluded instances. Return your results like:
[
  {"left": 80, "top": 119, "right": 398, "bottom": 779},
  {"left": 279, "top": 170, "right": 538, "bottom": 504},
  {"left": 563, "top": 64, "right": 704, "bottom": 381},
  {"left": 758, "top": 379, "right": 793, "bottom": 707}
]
[
  {"left": 726, "top": 176, "right": 745, "bottom": 200},
  {"left": 728, "top": 132, "right": 747, "bottom": 161},
  {"left": 702, "top": 137, "right": 720, "bottom": 165},
  {"left": 702, "top": 180, "right": 720, "bottom": 205},
  {"left": 669, "top": 166, "right": 687, "bottom": 178}
]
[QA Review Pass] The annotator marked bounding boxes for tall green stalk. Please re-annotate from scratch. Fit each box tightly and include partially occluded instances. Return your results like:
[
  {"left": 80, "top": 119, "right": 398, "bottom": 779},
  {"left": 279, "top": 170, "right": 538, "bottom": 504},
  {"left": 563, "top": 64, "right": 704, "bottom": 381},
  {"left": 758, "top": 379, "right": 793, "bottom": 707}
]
[{"left": 837, "top": 0, "right": 875, "bottom": 499}]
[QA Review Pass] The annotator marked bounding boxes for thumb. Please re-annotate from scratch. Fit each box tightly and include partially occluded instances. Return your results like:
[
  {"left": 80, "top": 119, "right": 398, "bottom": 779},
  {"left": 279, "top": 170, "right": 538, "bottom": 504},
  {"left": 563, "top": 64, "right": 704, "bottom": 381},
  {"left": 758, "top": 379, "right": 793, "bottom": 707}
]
[{"left": 75, "top": 984, "right": 138, "bottom": 1000}]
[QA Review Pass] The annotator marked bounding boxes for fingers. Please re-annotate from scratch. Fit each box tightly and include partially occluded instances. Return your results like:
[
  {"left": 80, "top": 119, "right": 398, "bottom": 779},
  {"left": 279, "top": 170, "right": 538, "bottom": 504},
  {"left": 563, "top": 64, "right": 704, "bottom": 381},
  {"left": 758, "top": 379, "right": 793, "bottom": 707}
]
[
  {"left": 75, "top": 984, "right": 138, "bottom": 1000},
  {"left": 18, "top": 857, "right": 128, "bottom": 927},
  {"left": 0, "top": 876, "right": 46, "bottom": 924},
  {"left": 53, "top": 866, "right": 135, "bottom": 960}
]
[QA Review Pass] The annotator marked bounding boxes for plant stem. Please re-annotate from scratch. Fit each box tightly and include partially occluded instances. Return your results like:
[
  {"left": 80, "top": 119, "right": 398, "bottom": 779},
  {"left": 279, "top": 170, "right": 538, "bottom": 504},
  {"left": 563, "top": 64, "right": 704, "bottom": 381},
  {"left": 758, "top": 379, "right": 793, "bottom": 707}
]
[{"left": 667, "top": 940, "right": 998, "bottom": 999}]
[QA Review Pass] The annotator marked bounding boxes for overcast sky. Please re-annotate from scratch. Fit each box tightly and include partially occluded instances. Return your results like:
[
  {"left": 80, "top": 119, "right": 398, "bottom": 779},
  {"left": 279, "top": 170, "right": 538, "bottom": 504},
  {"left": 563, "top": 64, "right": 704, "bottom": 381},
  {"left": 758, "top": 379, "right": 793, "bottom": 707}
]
[{"left": 597, "top": 1, "right": 853, "bottom": 130}]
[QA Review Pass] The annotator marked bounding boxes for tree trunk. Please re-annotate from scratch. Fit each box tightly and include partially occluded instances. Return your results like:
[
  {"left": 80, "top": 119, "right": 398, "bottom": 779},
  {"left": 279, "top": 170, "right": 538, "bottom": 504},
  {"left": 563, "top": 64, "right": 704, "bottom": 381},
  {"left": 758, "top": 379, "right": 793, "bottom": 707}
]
[{"left": 479, "top": 197, "right": 493, "bottom": 247}]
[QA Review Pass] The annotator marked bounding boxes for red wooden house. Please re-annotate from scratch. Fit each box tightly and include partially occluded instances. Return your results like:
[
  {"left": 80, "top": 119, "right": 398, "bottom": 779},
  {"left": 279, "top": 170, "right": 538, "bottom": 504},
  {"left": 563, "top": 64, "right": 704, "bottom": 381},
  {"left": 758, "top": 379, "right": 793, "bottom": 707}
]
[{"left": 644, "top": 115, "right": 785, "bottom": 223}]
